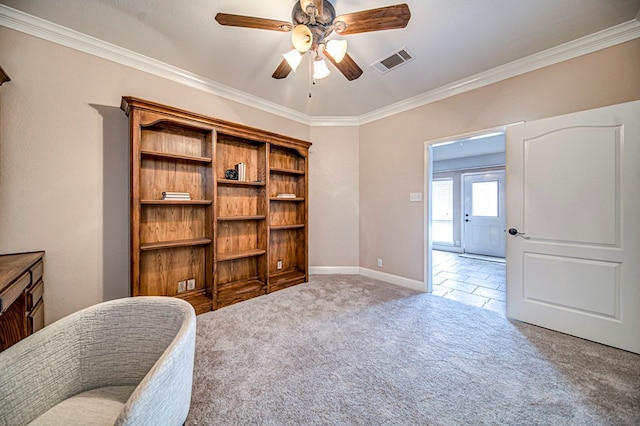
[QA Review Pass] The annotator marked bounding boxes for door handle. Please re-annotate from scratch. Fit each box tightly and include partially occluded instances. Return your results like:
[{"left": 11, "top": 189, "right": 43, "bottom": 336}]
[{"left": 508, "top": 228, "right": 527, "bottom": 238}]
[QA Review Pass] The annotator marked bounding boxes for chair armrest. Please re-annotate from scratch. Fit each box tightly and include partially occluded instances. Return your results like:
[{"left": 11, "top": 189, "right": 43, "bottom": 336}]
[
  {"left": 0, "top": 318, "right": 83, "bottom": 425},
  {"left": 117, "top": 301, "right": 196, "bottom": 426}
]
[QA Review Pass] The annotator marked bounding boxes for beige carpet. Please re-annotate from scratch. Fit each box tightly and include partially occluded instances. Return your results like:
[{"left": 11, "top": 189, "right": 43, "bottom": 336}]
[{"left": 187, "top": 274, "right": 640, "bottom": 425}]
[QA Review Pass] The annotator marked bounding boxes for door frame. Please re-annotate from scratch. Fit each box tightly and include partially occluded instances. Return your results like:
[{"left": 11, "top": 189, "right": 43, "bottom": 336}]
[{"left": 424, "top": 124, "right": 519, "bottom": 293}]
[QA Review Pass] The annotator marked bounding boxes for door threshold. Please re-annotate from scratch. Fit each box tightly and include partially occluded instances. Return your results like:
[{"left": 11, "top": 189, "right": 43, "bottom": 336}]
[{"left": 459, "top": 253, "right": 505, "bottom": 263}]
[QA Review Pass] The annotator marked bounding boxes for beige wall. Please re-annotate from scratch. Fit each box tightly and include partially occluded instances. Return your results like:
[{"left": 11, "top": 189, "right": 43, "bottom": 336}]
[
  {"left": 309, "top": 126, "right": 359, "bottom": 268},
  {"left": 359, "top": 38, "right": 640, "bottom": 281},
  {"left": 0, "top": 28, "right": 320, "bottom": 323}
]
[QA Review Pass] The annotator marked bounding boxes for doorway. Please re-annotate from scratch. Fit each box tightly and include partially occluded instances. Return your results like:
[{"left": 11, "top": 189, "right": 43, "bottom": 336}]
[{"left": 426, "top": 130, "right": 507, "bottom": 313}]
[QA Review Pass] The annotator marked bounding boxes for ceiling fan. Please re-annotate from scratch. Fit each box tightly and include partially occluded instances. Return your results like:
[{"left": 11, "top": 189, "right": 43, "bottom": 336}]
[{"left": 215, "top": 1, "right": 411, "bottom": 81}]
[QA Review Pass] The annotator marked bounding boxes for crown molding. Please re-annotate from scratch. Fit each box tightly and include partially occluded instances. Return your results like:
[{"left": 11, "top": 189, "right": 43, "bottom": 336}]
[
  {"left": 309, "top": 116, "right": 360, "bottom": 127},
  {"left": 358, "top": 19, "right": 640, "bottom": 125},
  {"left": 0, "top": 4, "right": 313, "bottom": 125},
  {"left": 2, "top": 4, "right": 639, "bottom": 127}
]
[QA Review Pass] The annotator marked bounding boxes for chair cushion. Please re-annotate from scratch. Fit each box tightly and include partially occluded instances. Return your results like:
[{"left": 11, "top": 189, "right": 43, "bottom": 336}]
[{"left": 29, "top": 385, "right": 136, "bottom": 425}]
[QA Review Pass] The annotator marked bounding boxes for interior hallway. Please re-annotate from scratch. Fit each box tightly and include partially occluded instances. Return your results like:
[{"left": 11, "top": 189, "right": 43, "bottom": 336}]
[{"left": 432, "top": 250, "right": 506, "bottom": 315}]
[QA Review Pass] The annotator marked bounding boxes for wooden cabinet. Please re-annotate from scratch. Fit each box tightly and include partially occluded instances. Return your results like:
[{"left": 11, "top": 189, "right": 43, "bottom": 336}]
[
  {"left": 122, "top": 97, "right": 310, "bottom": 313},
  {"left": 0, "top": 251, "right": 45, "bottom": 352}
]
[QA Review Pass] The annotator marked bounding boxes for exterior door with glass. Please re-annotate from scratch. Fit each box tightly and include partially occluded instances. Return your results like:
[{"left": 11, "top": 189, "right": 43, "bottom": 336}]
[{"left": 463, "top": 171, "right": 506, "bottom": 257}]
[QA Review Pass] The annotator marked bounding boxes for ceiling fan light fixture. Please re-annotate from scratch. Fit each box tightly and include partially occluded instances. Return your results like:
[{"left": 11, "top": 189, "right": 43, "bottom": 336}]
[
  {"left": 292, "top": 24, "right": 313, "bottom": 53},
  {"left": 282, "top": 49, "right": 303, "bottom": 72},
  {"left": 325, "top": 39, "right": 347, "bottom": 63},
  {"left": 313, "top": 56, "right": 331, "bottom": 80}
]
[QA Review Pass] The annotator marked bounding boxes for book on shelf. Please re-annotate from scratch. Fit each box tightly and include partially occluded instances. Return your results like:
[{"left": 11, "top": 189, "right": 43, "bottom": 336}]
[
  {"left": 234, "top": 162, "right": 246, "bottom": 181},
  {"left": 161, "top": 191, "right": 191, "bottom": 200},
  {"left": 162, "top": 196, "right": 191, "bottom": 200},
  {"left": 276, "top": 193, "right": 297, "bottom": 198}
]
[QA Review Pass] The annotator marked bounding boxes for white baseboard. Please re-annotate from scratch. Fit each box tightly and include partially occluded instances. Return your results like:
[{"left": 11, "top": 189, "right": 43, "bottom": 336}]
[
  {"left": 358, "top": 268, "right": 426, "bottom": 292},
  {"left": 309, "top": 266, "right": 426, "bottom": 292},
  {"left": 309, "top": 266, "right": 361, "bottom": 275}
]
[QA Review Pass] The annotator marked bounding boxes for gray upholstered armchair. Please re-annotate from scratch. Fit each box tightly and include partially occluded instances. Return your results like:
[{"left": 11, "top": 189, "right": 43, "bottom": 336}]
[{"left": 0, "top": 296, "right": 196, "bottom": 425}]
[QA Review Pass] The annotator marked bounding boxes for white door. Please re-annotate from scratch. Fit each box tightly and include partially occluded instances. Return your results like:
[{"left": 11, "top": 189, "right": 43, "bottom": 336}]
[
  {"left": 506, "top": 100, "right": 640, "bottom": 354},
  {"left": 463, "top": 171, "right": 506, "bottom": 257}
]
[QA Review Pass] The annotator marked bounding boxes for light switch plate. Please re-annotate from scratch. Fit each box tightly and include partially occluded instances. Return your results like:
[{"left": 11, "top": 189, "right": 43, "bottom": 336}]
[{"left": 409, "top": 192, "right": 422, "bottom": 202}]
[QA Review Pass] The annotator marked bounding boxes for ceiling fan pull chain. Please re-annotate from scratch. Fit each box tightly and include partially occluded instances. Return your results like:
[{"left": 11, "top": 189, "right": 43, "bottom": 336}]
[{"left": 309, "top": 53, "right": 313, "bottom": 98}]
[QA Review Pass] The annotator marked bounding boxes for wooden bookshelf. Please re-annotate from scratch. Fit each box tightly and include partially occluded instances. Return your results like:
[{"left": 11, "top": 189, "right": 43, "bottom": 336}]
[{"left": 123, "top": 97, "right": 310, "bottom": 313}]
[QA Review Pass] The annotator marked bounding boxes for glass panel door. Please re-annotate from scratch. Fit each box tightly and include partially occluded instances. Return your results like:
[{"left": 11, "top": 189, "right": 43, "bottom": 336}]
[{"left": 463, "top": 172, "right": 506, "bottom": 257}]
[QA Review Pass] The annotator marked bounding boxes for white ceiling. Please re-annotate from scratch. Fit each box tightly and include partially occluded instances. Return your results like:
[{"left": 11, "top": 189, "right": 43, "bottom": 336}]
[{"left": 2, "top": 0, "right": 640, "bottom": 118}]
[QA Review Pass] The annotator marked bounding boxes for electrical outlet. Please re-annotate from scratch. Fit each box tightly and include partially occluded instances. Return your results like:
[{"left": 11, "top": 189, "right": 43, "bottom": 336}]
[
  {"left": 177, "top": 280, "right": 186, "bottom": 293},
  {"left": 187, "top": 278, "right": 195, "bottom": 291},
  {"left": 277, "top": 260, "right": 283, "bottom": 270},
  {"left": 377, "top": 258, "right": 383, "bottom": 268}
]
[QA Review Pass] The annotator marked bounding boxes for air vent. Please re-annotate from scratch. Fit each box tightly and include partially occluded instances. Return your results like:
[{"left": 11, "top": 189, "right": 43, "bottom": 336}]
[{"left": 372, "top": 48, "right": 414, "bottom": 74}]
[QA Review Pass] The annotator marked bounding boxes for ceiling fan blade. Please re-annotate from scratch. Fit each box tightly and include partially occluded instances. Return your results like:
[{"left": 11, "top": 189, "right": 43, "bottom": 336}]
[
  {"left": 215, "top": 13, "right": 292, "bottom": 32},
  {"left": 334, "top": 4, "right": 411, "bottom": 35},
  {"left": 272, "top": 59, "right": 293, "bottom": 79},
  {"left": 324, "top": 51, "right": 363, "bottom": 81}
]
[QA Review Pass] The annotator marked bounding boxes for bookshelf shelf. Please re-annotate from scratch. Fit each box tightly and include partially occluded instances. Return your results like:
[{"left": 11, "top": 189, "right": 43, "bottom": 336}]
[
  {"left": 140, "top": 238, "right": 212, "bottom": 251},
  {"left": 141, "top": 149, "right": 212, "bottom": 163},
  {"left": 217, "top": 179, "right": 265, "bottom": 187},
  {"left": 270, "top": 197, "right": 305, "bottom": 202},
  {"left": 217, "top": 249, "right": 266, "bottom": 262},
  {"left": 269, "top": 269, "right": 306, "bottom": 293},
  {"left": 270, "top": 167, "right": 305, "bottom": 175},
  {"left": 141, "top": 200, "right": 212, "bottom": 205},
  {"left": 176, "top": 289, "right": 212, "bottom": 314},
  {"left": 270, "top": 224, "right": 305, "bottom": 230},
  {"left": 218, "top": 215, "right": 266, "bottom": 221}
]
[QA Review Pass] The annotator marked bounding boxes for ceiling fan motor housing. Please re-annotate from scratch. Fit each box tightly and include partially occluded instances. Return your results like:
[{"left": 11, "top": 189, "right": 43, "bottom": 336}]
[{"left": 292, "top": 0, "right": 336, "bottom": 47}]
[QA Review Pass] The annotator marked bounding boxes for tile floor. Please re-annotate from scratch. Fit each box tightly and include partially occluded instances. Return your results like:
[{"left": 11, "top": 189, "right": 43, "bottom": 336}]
[{"left": 432, "top": 250, "right": 506, "bottom": 315}]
